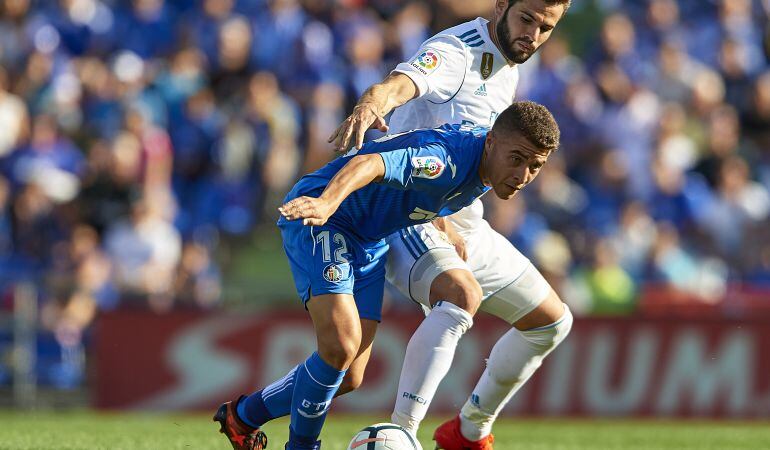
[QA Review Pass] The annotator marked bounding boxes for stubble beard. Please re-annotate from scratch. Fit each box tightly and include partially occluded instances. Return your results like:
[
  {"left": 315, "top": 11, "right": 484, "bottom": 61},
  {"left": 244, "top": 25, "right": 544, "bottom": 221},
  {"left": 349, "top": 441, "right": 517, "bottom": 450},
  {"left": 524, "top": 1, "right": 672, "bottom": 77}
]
[{"left": 496, "top": 7, "right": 534, "bottom": 64}]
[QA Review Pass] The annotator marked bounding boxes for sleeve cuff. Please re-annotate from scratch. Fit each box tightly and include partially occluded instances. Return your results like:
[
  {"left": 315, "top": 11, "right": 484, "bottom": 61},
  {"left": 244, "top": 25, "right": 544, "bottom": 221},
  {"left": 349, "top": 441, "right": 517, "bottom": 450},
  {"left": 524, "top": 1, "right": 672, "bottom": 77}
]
[
  {"left": 379, "top": 152, "right": 394, "bottom": 184},
  {"left": 392, "top": 65, "right": 429, "bottom": 98}
]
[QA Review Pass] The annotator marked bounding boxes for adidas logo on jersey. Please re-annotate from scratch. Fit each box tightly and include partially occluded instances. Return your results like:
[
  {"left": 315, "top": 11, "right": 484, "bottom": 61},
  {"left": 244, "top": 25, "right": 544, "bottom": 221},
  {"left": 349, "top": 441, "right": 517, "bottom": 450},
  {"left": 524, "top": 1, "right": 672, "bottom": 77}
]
[{"left": 474, "top": 84, "right": 488, "bottom": 96}]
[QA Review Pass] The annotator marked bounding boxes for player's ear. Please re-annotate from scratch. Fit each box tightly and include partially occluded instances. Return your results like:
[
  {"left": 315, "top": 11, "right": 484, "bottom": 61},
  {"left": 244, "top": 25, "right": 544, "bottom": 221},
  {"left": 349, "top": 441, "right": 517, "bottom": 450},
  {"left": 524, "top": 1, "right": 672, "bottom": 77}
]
[
  {"left": 485, "top": 131, "right": 496, "bottom": 152},
  {"left": 494, "top": 0, "right": 510, "bottom": 16}
]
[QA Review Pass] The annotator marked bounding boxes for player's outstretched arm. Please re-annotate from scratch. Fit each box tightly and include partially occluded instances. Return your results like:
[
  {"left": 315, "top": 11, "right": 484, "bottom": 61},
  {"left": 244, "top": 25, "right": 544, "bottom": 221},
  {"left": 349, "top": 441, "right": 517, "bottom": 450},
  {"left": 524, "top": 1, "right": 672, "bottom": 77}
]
[
  {"left": 279, "top": 154, "right": 386, "bottom": 226},
  {"left": 328, "top": 73, "right": 418, "bottom": 152}
]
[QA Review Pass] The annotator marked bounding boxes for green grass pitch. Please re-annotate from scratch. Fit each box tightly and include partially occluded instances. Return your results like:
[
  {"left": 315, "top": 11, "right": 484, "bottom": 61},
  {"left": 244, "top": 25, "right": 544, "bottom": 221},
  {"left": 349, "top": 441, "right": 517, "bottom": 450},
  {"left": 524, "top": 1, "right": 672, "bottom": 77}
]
[{"left": 0, "top": 411, "right": 768, "bottom": 450}]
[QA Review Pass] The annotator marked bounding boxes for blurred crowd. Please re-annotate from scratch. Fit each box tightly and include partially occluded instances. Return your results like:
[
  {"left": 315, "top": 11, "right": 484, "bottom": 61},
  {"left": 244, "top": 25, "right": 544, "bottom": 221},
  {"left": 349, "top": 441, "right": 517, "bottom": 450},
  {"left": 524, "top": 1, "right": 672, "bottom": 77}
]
[
  {"left": 507, "top": 0, "right": 770, "bottom": 314},
  {"left": 0, "top": 0, "right": 767, "bottom": 350}
]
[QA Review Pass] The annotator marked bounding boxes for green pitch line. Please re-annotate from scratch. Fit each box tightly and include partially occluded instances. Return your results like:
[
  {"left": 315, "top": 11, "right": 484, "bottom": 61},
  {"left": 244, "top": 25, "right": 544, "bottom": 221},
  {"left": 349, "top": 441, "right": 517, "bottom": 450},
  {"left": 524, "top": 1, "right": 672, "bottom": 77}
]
[{"left": 0, "top": 411, "right": 768, "bottom": 450}]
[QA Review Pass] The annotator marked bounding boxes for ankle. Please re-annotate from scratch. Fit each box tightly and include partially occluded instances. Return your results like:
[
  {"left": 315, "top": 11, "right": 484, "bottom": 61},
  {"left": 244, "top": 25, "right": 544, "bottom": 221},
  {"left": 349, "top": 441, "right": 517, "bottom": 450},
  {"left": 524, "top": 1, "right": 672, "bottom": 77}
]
[{"left": 286, "top": 429, "right": 321, "bottom": 450}]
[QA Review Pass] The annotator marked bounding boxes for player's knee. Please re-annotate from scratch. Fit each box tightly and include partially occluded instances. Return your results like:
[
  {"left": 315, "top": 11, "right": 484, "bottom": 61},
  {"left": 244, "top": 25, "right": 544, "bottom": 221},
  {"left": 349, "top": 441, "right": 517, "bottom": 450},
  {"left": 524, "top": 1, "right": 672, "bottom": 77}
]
[
  {"left": 429, "top": 269, "right": 482, "bottom": 315},
  {"left": 337, "top": 370, "right": 365, "bottom": 396},
  {"left": 317, "top": 336, "right": 360, "bottom": 370},
  {"left": 486, "top": 307, "right": 573, "bottom": 384},
  {"left": 520, "top": 304, "right": 573, "bottom": 351}
]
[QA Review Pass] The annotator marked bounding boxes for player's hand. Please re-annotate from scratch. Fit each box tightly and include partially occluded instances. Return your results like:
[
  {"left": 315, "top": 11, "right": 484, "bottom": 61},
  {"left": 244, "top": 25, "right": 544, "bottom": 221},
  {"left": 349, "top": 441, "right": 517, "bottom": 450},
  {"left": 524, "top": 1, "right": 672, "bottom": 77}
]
[
  {"left": 445, "top": 226, "right": 468, "bottom": 261},
  {"left": 432, "top": 217, "right": 467, "bottom": 261},
  {"left": 328, "top": 102, "right": 389, "bottom": 153},
  {"left": 279, "top": 196, "right": 335, "bottom": 226}
]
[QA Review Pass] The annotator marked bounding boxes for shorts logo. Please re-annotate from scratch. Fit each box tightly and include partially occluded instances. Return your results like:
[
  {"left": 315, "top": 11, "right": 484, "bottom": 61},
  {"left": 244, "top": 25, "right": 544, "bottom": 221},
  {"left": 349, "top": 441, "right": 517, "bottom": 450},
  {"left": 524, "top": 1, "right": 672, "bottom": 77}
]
[
  {"left": 410, "top": 51, "right": 441, "bottom": 75},
  {"left": 411, "top": 156, "right": 445, "bottom": 179},
  {"left": 323, "top": 263, "right": 344, "bottom": 283}
]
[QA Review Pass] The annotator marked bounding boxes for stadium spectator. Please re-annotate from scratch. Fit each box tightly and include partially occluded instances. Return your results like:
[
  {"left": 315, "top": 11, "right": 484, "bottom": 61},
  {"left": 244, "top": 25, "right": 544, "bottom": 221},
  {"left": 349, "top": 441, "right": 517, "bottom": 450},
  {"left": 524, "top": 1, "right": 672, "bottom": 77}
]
[
  {"left": 0, "top": 0, "right": 766, "bottom": 351},
  {"left": 0, "top": 67, "right": 29, "bottom": 158},
  {"left": 103, "top": 191, "right": 181, "bottom": 310}
]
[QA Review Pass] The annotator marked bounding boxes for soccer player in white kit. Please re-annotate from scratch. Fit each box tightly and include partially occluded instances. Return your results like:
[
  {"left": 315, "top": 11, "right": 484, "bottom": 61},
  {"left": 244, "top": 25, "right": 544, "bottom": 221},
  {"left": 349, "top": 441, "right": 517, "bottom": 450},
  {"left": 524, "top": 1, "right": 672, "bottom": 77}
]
[{"left": 329, "top": 1, "right": 572, "bottom": 449}]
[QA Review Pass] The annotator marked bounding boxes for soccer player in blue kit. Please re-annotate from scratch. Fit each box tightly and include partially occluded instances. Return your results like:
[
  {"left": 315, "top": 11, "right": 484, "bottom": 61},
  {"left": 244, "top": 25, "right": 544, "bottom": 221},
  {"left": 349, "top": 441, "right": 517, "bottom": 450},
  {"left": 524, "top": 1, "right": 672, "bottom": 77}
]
[{"left": 213, "top": 101, "right": 560, "bottom": 450}]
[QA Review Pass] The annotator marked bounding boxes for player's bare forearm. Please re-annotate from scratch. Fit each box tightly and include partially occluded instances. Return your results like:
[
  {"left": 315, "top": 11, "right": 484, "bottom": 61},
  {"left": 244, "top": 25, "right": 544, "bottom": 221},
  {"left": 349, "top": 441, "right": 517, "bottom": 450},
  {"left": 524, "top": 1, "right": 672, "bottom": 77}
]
[
  {"left": 320, "top": 154, "right": 386, "bottom": 207},
  {"left": 329, "top": 73, "right": 418, "bottom": 151},
  {"left": 361, "top": 73, "right": 419, "bottom": 117},
  {"left": 279, "top": 154, "right": 386, "bottom": 226}
]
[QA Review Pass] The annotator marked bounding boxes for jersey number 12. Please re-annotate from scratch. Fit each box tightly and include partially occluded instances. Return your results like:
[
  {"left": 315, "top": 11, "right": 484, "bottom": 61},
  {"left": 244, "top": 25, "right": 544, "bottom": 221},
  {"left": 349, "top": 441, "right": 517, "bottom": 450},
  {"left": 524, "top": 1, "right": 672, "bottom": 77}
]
[{"left": 315, "top": 230, "right": 349, "bottom": 263}]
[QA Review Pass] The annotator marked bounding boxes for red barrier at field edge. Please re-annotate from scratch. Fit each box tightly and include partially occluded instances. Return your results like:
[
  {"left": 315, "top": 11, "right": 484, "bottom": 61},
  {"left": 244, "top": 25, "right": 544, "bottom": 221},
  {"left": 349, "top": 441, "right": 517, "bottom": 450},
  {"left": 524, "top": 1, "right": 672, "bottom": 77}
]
[{"left": 94, "top": 310, "right": 770, "bottom": 418}]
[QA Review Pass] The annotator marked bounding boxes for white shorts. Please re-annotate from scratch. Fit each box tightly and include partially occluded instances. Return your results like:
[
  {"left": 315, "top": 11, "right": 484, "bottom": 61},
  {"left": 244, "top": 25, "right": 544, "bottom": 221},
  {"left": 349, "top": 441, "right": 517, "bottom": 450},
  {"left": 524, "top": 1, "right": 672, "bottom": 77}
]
[{"left": 385, "top": 200, "right": 551, "bottom": 324}]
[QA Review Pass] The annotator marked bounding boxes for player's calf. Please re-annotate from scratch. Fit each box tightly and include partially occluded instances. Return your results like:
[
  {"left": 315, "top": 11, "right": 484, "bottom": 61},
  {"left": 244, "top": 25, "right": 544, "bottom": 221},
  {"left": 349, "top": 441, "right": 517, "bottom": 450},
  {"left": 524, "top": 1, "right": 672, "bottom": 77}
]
[
  {"left": 459, "top": 301, "right": 573, "bottom": 441},
  {"left": 390, "top": 268, "right": 481, "bottom": 434},
  {"left": 336, "top": 367, "right": 364, "bottom": 397},
  {"left": 335, "top": 319, "right": 378, "bottom": 397},
  {"left": 392, "top": 300, "right": 474, "bottom": 434}
]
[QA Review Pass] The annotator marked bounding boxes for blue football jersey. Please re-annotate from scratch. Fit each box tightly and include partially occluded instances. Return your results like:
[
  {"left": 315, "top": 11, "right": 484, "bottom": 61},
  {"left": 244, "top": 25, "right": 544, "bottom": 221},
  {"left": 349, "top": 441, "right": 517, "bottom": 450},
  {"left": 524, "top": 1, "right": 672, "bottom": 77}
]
[{"left": 280, "top": 124, "right": 491, "bottom": 242}]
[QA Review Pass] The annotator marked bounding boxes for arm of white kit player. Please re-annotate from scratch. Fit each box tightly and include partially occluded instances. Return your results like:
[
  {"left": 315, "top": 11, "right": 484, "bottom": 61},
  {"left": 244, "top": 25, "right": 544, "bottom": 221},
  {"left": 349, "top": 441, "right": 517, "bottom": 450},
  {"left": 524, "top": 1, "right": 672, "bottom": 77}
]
[
  {"left": 392, "top": 34, "right": 468, "bottom": 103},
  {"left": 329, "top": 72, "right": 419, "bottom": 152}
]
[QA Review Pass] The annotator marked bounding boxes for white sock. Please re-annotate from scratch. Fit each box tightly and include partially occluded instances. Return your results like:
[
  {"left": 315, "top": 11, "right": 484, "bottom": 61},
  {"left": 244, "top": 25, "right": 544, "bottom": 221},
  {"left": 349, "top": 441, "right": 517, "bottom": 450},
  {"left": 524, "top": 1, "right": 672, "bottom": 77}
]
[
  {"left": 459, "top": 305, "right": 573, "bottom": 441},
  {"left": 391, "top": 301, "right": 473, "bottom": 434}
]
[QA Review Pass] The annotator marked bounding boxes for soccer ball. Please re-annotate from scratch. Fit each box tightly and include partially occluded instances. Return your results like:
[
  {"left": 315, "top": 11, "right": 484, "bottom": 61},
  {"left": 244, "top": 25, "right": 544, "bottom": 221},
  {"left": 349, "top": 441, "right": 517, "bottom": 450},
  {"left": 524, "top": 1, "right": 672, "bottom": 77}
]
[{"left": 346, "top": 423, "right": 423, "bottom": 450}]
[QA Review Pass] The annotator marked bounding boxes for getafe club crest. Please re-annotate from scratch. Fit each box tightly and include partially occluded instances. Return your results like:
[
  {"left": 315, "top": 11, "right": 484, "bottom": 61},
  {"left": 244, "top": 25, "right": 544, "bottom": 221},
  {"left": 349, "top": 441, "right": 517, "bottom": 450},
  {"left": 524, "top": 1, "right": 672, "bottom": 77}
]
[
  {"left": 323, "top": 264, "right": 344, "bottom": 283},
  {"left": 411, "top": 156, "right": 445, "bottom": 179},
  {"left": 481, "top": 52, "right": 493, "bottom": 79}
]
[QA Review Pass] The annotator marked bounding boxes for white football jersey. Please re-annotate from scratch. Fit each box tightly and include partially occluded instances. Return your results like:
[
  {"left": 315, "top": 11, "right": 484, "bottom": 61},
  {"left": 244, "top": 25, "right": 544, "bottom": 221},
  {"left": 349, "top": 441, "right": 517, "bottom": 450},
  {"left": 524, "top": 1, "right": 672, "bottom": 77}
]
[
  {"left": 388, "top": 17, "right": 519, "bottom": 230},
  {"left": 388, "top": 17, "right": 519, "bottom": 133}
]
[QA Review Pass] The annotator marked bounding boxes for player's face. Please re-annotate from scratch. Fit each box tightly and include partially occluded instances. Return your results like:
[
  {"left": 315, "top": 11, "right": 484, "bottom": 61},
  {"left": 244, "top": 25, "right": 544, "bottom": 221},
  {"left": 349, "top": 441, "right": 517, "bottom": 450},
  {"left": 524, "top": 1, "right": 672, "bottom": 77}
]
[
  {"left": 483, "top": 130, "right": 550, "bottom": 199},
  {"left": 495, "top": 0, "right": 565, "bottom": 64}
]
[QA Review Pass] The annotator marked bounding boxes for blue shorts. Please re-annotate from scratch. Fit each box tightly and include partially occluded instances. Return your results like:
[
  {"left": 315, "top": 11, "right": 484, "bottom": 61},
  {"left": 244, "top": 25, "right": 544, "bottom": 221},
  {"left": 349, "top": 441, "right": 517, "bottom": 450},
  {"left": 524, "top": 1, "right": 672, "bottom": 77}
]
[{"left": 278, "top": 220, "right": 388, "bottom": 322}]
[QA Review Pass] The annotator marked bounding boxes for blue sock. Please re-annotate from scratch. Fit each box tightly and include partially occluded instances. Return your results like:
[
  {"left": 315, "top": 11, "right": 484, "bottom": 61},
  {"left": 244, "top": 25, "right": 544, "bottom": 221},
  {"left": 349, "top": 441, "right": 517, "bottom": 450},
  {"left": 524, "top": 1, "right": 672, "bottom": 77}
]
[
  {"left": 287, "top": 352, "right": 346, "bottom": 448},
  {"left": 238, "top": 365, "right": 299, "bottom": 428}
]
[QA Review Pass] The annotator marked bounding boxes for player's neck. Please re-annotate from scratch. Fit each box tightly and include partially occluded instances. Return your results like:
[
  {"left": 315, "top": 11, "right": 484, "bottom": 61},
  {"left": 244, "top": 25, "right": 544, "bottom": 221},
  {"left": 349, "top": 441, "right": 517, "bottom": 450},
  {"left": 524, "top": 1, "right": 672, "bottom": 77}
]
[
  {"left": 487, "top": 21, "right": 516, "bottom": 67},
  {"left": 478, "top": 146, "right": 490, "bottom": 186}
]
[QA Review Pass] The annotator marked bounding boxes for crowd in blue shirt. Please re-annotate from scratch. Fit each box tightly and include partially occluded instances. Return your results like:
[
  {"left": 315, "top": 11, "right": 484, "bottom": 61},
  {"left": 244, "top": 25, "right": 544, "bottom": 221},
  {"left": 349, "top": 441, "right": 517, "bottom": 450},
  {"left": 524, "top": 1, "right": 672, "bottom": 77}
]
[
  {"left": 0, "top": 0, "right": 767, "bottom": 333},
  {"left": 510, "top": 0, "right": 770, "bottom": 313}
]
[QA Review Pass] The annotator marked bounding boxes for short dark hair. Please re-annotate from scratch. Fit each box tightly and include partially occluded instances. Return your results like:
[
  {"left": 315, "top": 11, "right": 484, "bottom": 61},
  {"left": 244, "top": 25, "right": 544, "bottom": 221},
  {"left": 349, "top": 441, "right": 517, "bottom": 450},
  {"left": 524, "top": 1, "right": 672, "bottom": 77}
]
[
  {"left": 492, "top": 101, "right": 561, "bottom": 152},
  {"left": 508, "top": 0, "right": 572, "bottom": 14}
]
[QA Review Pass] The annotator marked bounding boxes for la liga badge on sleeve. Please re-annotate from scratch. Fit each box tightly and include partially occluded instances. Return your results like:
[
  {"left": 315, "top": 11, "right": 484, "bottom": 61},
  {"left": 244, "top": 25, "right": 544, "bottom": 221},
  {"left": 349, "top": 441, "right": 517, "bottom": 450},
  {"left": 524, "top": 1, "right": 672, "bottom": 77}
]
[
  {"left": 411, "top": 156, "right": 445, "bottom": 179},
  {"left": 410, "top": 50, "right": 442, "bottom": 75}
]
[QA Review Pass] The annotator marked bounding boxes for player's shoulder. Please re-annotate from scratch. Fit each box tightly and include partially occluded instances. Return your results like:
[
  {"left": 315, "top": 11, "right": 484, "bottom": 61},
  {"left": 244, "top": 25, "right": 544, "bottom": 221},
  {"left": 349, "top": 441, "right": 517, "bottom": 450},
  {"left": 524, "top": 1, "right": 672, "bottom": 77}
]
[
  {"left": 417, "top": 17, "right": 487, "bottom": 51},
  {"left": 433, "top": 124, "right": 488, "bottom": 155},
  {"left": 435, "top": 17, "right": 489, "bottom": 50},
  {"left": 435, "top": 123, "right": 488, "bottom": 138}
]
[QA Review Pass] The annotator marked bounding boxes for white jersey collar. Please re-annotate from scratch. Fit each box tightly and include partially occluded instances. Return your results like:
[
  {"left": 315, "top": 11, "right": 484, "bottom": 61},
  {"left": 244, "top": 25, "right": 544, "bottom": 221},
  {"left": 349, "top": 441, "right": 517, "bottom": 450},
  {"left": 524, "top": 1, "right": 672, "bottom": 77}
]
[{"left": 475, "top": 17, "right": 511, "bottom": 67}]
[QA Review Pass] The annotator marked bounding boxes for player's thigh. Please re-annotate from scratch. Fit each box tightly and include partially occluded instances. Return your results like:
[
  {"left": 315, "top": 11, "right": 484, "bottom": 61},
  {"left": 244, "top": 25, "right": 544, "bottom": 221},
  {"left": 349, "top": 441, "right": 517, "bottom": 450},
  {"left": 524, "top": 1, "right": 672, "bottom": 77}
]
[
  {"left": 479, "top": 262, "right": 555, "bottom": 325},
  {"left": 307, "top": 293, "right": 362, "bottom": 369},
  {"left": 336, "top": 255, "right": 384, "bottom": 395},
  {"left": 512, "top": 287, "right": 566, "bottom": 331},
  {"left": 352, "top": 239, "right": 388, "bottom": 322},
  {"left": 337, "top": 254, "right": 387, "bottom": 391},
  {"left": 463, "top": 218, "right": 532, "bottom": 292},
  {"left": 385, "top": 223, "right": 472, "bottom": 308},
  {"left": 280, "top": 220, "right": 367, "bottom": 367},
  {"left": 279, "top": 220, "right": 356, "bottom": 307}
]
